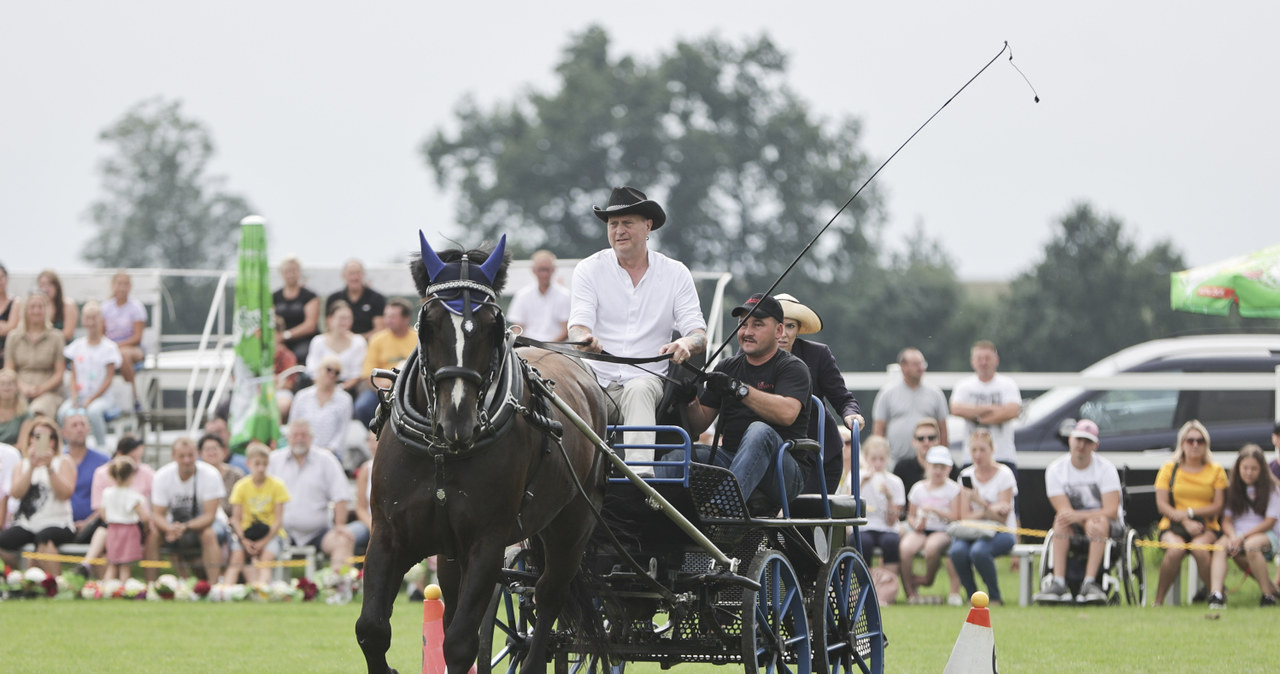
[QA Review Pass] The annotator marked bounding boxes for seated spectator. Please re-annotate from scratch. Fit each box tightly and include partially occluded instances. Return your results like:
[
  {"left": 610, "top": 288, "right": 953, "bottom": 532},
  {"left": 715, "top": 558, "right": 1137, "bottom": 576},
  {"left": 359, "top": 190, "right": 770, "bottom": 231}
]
[
  {"left": 1154, "top": 420, "right": 1227, "bottom": 606},
  {"left": 899, "top": 445, "right": 962, "bottom": 605},
  {"left": 0, "top": 435, "right": 20, "bottom": 528},
  {"left": 1208, "top": 444, "right": 1279, "bottom": 608},
  {"left": 347, "top": 431, "right": 378, "bottom": 555},
  {"left": 857, "top": 436, "right": 905, "bottom": 583},
  {"left": 1035, "top": 420, "right": 1122, "bottom": 605},
  {"left": 202, "top": 415, "right": 247, "bottom": 473},
  {"left": 773, "top": 293, "right": 863, "bottom": 494},
  {"left": 226, "top": 442, "right": 290, "bottom": 586},
  {"left": 273, "top": 255, "right": 321, "bottom": 365},
  {"left": 290, "top": 355, "right": 354, "bottom": 455},
  {"left": 354, "top": 298, "right": 417, "bottom": 428},
  {"left": 0, "top": 368, "right": 31, "bottom": 446},
  {"left": 893, "top": 418, "right": 958, "bottom": 489},
  {"left": 74, "top": 435, "right": 154, "bottom": 578},
  {"left": 506, "top": 250, "right": 570, "bottom": 342},
  {"left": 99, "top": 456, "right": 149, "bottom": 582},
  {"left": 0, "top": 262, "right": 19, "bottom": 365},
  {"left": 3, "top": 290, "right": 66, "bottom": 418},
  {"left": 199, "top": 433, "right": 245, "bottom": 518},
  {"left": 148, "top": 437, "right": 228, "bottom": 581},
  {"left": 57, "top": 301, "right": 122, "bottom": 447},
  {"left": 268, "top": 420, "right": 354, "bottom": 571},
  {"left": 101, "top": 271, "right": 147, "bottom": 409},
  {"left": 0, "top": 418, "right": 75, "bottom": 576},
  {"left": 36, "top": 269, "right": 79, "bottom": 343},
  {"left": 61, "top": 412, "right": 110, "bottom": 544},
  {"left": 273, "top": 316, "right": 299, "bottom": 421},
  {"left": 327, "top": 258, "right": 387, "bottom": 341},
  {"left": 306, "top": 300, "right": 367, "bottom": 396},
  {"left": 950, "top": 429, "right": 1018, "bottom": 606}
]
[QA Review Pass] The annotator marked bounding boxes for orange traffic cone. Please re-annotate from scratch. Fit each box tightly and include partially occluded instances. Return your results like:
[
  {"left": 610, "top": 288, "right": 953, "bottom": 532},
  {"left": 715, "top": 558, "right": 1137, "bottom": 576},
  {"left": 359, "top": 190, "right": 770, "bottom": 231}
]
[
  {"left": 421, "top": 584, "right": 477, "bottom": 674},
  {"left": 942, "top": 591, "right": 998, "bottom": 673}
]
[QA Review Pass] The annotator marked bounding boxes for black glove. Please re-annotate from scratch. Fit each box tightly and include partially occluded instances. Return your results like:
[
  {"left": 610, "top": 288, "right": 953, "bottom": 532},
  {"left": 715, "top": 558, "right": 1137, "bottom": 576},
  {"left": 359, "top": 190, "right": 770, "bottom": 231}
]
[
  {"left": 704, "top": 372, "right": 745, "bottom": 400},
  {"left": 669, "top": 382, "right": 698, "bottom": 407}
]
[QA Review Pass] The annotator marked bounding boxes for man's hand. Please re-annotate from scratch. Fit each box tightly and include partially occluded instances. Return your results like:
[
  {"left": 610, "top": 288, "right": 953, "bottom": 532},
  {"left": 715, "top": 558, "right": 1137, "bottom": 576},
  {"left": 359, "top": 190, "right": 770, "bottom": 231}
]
[
  {"left": 704, "top": 372, "right": 745, "bottom": 400},
  {"left": 669, "top": 382, "right": 698, "bottom": 407},
  {"left": 844, "top": 414, "right": 865, "bottom": 431},
  {"left": 658, "top": 337, "right": 693, "bottom": 364}
]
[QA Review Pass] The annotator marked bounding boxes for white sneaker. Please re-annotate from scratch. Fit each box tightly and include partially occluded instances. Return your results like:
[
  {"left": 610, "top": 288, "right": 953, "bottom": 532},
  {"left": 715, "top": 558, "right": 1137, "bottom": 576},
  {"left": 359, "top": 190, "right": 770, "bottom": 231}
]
[
  {"left": 948, "top": 593, "right": 964, "bottom": 606},
  {"left": 1033, "top": 578, "right": 1072, "bottom": 604}
]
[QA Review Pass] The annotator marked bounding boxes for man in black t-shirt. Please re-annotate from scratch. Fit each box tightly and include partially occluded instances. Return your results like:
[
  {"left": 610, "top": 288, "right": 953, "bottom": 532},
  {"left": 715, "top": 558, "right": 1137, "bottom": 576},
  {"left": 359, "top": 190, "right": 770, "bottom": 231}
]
[
  {"left": 664, "top": 293, "right": 811, "bottom": 512},
  {"left": 326, "top": 259, "right": 387, "bottom": 340}
]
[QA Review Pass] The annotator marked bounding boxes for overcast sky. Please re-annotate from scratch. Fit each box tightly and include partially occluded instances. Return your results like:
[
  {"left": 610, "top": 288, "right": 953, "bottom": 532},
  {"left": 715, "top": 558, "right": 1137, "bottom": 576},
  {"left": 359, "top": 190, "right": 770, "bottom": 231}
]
[{"left": 3, "top": 2, "right": 1277, "bottom": 282}]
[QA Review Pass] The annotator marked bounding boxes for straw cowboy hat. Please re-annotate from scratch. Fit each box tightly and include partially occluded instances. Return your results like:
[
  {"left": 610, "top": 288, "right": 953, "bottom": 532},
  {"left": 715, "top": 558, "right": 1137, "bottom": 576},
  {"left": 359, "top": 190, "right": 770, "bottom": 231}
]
[
  {"left": 774, "top": 293, "right": 823, "bottom": 334},
  {"left": 592, "top": 186, "right": 667, "bottom": 230}
]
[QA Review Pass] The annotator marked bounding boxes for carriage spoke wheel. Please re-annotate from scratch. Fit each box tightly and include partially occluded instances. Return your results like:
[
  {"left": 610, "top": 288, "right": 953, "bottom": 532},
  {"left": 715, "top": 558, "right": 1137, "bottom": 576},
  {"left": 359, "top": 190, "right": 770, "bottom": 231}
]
[
  {"left": 741, "top": 550, "right": 812, "bottom": 674},
  {"left": 810, "top": 547, "right": 883, "bottom": 674},
  {"left": 556, "top": 652, "right": 626, "bottom": 674},
  {"left": 1122, "top": 529, "right": 1147, "bottom": 607},
  {"left": 479, "top": 550, "right": 539, "bottom": 674}
]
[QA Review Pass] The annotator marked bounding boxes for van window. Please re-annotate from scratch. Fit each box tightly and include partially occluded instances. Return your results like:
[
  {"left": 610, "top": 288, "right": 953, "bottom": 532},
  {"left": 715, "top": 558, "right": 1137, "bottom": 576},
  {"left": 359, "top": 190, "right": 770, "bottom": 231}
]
[
  {"left": 1197, "top": 390, "right": 1275, "bottom": 425},
  {"left": 1079, "top": 389, "right": 1179, "bottom": 435}
]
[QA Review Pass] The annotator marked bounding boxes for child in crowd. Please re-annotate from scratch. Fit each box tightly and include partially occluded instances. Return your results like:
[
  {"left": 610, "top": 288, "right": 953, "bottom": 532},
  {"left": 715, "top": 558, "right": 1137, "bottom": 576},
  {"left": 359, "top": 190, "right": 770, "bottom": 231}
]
[
  {"left": 899, "top": 445, "right": 962, "bottom": 605},
  {"left": 100, "top": 456, "right": 149, "bottom": 581},
  {"left": 1208, "top": 444, "right": 1280, "bottom": 608},
  {"left": 225, "top": 442, "right": 290, "bottom": 585},
  {"left": 858, "top": 436, "right": 906, "bottom": 572}
]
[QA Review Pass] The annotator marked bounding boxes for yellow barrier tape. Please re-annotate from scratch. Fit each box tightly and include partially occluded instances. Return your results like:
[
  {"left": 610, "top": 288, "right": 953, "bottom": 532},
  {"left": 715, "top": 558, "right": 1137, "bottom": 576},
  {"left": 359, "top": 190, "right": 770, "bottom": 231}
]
[
  {"left": 951, "top": 520, "right": 1231, "bottom": 551},
  {"left": 21, "top": 550, "right": 367, "bottom": 571}
]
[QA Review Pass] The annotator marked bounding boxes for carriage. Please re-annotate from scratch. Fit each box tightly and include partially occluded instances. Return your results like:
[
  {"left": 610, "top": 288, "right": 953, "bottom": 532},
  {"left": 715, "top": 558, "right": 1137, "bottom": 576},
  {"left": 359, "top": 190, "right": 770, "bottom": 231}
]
[{"left": 355, "top": 235, "right": 884, "bottom": 674}]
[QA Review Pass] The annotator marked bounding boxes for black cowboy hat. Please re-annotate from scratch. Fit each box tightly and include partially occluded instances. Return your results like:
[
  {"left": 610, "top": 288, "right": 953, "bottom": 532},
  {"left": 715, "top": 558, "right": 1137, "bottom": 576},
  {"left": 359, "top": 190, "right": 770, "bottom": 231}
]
[{"left": 592, "top": 186, "right": 667, "bottom": 230}]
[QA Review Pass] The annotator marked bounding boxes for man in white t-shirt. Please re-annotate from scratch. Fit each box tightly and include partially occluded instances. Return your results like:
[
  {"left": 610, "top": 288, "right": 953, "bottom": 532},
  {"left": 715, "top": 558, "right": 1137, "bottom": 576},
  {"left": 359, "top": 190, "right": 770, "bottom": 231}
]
[
  {"left": 268, "top": 420, "right": 353, "bottom": 571},
  {"left": 1035, "top": 419, "right": 1122, "bottom": 605},
  {"left": 950, "top": 340, "right": 1022, "bottom": 468},
  {"left": 507, "top": 250, "right": 571, "bottom": 342},
  {"left": 569, "top": 186, "right": 707, "bottom": 475},
  {"left": 149, "top": 436, "right": 228, "bottom": 581}
]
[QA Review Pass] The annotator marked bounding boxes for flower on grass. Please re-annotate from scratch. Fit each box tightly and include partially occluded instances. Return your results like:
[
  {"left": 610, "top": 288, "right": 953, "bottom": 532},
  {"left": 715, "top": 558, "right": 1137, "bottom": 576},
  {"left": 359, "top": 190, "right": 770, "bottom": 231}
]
[{"left": 193, "top": 579, "right": 211, "bottom": 598}]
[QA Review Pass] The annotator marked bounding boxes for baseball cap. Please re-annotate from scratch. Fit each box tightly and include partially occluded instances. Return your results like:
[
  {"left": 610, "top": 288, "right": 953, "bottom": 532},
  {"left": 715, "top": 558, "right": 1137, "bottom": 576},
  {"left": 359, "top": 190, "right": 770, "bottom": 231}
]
[
  {"left": 1069, "top": 419, "right": 1100, "bottom": 443},
  {"left": 731, "top": 293, "right": 784, "bottom": 323},
  {"left": 925, "top": 445, "right": 954, "bottom": 466}
]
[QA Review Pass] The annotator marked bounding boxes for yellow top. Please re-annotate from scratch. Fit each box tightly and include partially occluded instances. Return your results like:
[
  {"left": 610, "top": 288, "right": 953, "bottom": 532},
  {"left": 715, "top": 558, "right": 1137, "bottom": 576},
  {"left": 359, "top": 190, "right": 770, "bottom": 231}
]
[
  {"left": 229, "top": 475, "right": 291, "bottom": 532},
  {"left": 1154, "top": 460, "right": 1227, "bottom": 531},
  {"left": 363, "top": 328, "right": 418, "bottom": 377}
]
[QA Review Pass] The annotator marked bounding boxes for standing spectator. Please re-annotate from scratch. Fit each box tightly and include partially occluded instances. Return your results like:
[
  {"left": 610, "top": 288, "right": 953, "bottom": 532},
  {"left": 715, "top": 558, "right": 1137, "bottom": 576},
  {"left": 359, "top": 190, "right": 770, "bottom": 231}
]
[
  {"left": 857, "top": 436, "right": 905, "bottom": 584},
  {"left": 1035, "top": 419, "right": 1122, "bottom": 605},
  {"left": 507, "top": 250, "right": 570, "bottom": 342},
  {"left": 199, "top": 433, "right": 245, "bottom": 518},
  {"left": 1153, "top": 420, "right": 1227, "bottom": 606},
  {"left": 306, "top": 300, "right": 367, "bottom": 395},
  {"left": 354, "top": 299, "right": 417, "bottom": 427},
  {"left": 61, "top": 412, "right": 110, "bottom": 544},
  {"left": 893, "top": 419, "right": 958, "bottom": 489},
  {"left": 289, "top": 355, "right": 354, "bottom": 454},
  {"left": 36, "top": 269, "right": 79, "bottom": 343},
  {"left": 99, "top": 456, "right": 149, "bottom": 582},
  {"left": 950, "top": 340, "right": 1021, "bottom": 470},
  {"left": 268, "top": 420, "right": 354, "bottom": 571},
  {"left": 326, "top": 259, "right": 386, "bottom": 340},
  {"left": 148, "top": 437, "right": 228, "bottom": 581},
  {"left": 3, "top": 290, "right": 66, "bottom": 418},
  {"left": 74, "top": 435, "right": 154, "bottom": 577},
  {"left": 101, "top": 271, "right": 147, "bottom": 410},
  {"left": 1207, "top": 444, "right": 1279, "bottom": 608},
  {"left": 569, "top": 186, "right": 706, "bottom": 474},
  {"left": 0, "top": 418, "right": 74, "bottom": 575},
  {"left": 872, "top": 347, "right": 950, "bottom": 465},
  {"left": 0, "top": 262, "right": 20, "bottom": 364},
  {"left": 950, "top": 429, "right": 1018, "bottom": 606},
  {"left": 273, "top": 255, "right": 321, "bottom": 365},
  {"left": 899, "top": 445, "right": 962, "bottom": 605},
  {"left": 773, "top": 293, "right": 863, "bottom": 494},
  {"left": 57, "top": 301, "right": 122, "bottom": 447},
  {"left": 226, "top": 442, "right": 290, "bottom": 586},
  {"left": 0, "top": 368, "right": 31, "bottom": 445}
]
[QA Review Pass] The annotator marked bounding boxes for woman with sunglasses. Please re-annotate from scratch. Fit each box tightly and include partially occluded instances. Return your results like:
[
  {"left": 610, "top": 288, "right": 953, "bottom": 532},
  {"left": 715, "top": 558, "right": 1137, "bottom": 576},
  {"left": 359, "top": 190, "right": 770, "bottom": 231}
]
[
  {"left": 1153, "top": 419, "right": 1227, "bottom": 606},
  {"left": 289, "top": 354, "right": 354, "bottom": 454},
  {"left": 0, "top": 417, "right": 76, "bottom": 575}
]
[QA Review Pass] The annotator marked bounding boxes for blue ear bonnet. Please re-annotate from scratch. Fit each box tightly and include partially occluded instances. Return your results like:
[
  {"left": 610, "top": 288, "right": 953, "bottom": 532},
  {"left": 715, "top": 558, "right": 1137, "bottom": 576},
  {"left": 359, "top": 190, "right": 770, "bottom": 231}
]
[{"left": 418, "top": 231, "right": 507, "bottom": 315}]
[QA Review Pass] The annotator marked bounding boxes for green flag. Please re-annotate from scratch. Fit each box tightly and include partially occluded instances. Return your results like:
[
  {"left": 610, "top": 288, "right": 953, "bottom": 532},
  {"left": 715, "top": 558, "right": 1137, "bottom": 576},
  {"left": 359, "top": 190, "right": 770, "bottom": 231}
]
[
  {"left": 229, "top": 215, "right": 280, "bottom": 452},
  {"left": 1170, "top": 243, "right": 1280, "bottom": 318}
]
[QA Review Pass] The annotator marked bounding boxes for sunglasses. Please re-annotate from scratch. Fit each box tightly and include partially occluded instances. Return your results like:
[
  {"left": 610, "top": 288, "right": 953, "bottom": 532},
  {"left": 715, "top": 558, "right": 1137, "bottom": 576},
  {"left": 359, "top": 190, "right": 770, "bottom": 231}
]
[
  {"left": 325, "top": 367, "right": 342, "bottom": 375},
  {"left": 1183, "top": 437, "right": 1206, "bottom": 446},
  {"left": 915, "top": 434, "right": 938, "bottom": 442}
]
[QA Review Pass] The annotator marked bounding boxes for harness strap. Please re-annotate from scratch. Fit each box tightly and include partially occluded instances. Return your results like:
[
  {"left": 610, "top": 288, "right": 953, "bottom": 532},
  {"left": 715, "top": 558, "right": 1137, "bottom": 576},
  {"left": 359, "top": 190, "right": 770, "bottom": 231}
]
[{"left": 514, "top": 335, "right": 676, "bottom": 366}]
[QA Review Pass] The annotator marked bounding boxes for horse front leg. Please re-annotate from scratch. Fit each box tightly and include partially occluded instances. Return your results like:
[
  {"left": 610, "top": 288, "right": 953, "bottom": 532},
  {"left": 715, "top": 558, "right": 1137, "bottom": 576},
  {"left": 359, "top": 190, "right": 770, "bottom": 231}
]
[
  {"left": 356, "top": 531, "right": 413, "bottom": 674},
  {"left": 441, "top": 539, "right": 506, "bottom": 674}
]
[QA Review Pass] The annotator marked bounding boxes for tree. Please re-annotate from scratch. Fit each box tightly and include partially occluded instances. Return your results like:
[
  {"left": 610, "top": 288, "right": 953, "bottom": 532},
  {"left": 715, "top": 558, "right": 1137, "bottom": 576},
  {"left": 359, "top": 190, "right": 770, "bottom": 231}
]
[
  {"left": 424, "top": 25, "right": 884, "bottom": 296},
  {"left": 84, "top": 97, "right": 253, "bottom": 271}
]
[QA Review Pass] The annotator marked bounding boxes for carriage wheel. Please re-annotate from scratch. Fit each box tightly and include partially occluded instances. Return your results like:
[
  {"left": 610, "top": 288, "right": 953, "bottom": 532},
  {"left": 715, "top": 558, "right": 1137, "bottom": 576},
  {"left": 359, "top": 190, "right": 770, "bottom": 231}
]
[
  {"left": 478, "top": 549, "right": 538, "bottom": 674},
  {"left": 741, "top": 550, "right": 812, "bottom": 674},
  {"left": 555, "top": 652, "right": 626, "bottom": 674},
  {"left": 1121, "top": 529, "right": 1147, "bottom": 607},
  {"left": 1037, "top": 529, "right": 1055, "bottom": 585},
  {"left": 810, "top": 547, "right": 883, "bottom": 674}
]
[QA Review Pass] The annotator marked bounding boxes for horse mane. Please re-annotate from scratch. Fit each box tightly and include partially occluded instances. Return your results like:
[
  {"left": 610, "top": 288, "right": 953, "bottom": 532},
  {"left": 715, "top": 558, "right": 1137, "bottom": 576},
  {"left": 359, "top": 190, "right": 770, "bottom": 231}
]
[{"left": 409, "top": 244, "right": 511, "bottom": 297}]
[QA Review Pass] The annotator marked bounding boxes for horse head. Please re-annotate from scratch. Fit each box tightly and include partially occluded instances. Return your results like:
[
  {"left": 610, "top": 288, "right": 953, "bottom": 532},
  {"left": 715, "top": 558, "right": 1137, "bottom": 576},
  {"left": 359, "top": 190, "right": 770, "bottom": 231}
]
[{"left": 410, "top": 231, "right": 510, "bottom": 451}]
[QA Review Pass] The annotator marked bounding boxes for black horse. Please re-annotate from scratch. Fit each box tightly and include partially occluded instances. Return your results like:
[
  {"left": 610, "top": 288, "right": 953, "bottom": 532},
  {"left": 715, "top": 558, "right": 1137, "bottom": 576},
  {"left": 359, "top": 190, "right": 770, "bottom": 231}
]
[{"left": 356, "top": 233, "right": 609, "bottom": 674}]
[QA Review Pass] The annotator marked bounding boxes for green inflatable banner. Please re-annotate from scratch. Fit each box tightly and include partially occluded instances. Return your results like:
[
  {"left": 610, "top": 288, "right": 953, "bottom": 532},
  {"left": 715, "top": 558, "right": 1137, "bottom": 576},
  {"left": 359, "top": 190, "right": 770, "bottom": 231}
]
[
  {"left": 229, "top": 215, "right": 280, "bottom": 452},
  {"left": 1171, "top": 243, "right": 1280, "bottom": 318}
]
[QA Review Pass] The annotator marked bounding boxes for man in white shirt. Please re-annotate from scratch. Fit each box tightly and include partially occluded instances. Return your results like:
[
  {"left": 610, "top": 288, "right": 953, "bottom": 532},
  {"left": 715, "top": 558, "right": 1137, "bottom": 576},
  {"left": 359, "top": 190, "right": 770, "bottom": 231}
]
[
  {"left": 269, "top": 420, "right": 354, "bottom": 571},
  {"left": 950, "top": 340, "right": 1022, "bottom": 469},
  {"left": 149, "top": 436, "right": 228, "bottom": 581},
  {"left": 1035, "top": 419, "right": 1122, "bottom": 605},
  {"left": 507, "top": 250, "right": 571, "bottom": 342},
  {"left": 569, "top": 186, "right": 707, "bottom": 475}
]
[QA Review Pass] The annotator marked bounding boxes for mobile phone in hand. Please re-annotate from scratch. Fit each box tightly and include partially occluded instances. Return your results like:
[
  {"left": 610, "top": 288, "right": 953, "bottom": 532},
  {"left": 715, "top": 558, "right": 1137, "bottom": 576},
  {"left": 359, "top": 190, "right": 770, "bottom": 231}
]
[{"left": 961, "top": 475, "right": 974, "bottom": 489}]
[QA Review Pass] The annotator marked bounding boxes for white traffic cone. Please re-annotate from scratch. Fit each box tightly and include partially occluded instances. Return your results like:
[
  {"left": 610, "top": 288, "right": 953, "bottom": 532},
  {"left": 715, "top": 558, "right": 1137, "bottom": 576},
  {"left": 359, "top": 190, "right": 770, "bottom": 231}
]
[{"left": 942, "top": 591, "right": 998, "bottom": 673}]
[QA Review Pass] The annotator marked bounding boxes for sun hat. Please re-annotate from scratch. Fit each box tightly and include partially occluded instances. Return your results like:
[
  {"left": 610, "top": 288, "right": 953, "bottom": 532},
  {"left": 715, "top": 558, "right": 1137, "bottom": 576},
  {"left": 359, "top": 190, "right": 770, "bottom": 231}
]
[
  {"left": 925, "top": 445, "right": 954, "bottom": 466},
  {"left": 773, "top": 293, "right": 823, "bottom": 334}
]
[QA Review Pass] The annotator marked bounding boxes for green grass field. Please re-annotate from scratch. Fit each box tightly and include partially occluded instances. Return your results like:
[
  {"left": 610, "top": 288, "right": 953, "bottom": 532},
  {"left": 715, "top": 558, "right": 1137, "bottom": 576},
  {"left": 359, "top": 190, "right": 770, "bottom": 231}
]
[{"left": 0, "top": 559, "right": 1272, "bottom": 672}]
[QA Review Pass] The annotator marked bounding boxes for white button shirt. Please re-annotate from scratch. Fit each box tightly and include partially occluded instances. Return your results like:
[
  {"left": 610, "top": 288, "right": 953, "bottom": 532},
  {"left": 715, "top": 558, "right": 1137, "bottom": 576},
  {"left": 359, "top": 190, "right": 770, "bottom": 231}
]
[{"left": 569, "top": 249, "right": 706, "bottom": 385}]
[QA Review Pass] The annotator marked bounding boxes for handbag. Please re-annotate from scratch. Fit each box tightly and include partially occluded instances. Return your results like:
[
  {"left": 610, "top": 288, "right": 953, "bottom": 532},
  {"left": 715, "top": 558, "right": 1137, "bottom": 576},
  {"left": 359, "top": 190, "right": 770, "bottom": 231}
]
[{"left": 947, "top": 519, "right": 998, "bottom": 541}]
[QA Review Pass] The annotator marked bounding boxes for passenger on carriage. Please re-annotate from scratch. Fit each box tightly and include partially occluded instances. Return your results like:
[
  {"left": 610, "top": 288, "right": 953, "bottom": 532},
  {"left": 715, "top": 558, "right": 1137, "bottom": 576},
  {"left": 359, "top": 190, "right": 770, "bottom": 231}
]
[
  {"left": 568, "top": 186, "right": 706, "bottom": 477},
  {"left": 658, "top": 293, "right": 811, "bottom": 516}
]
